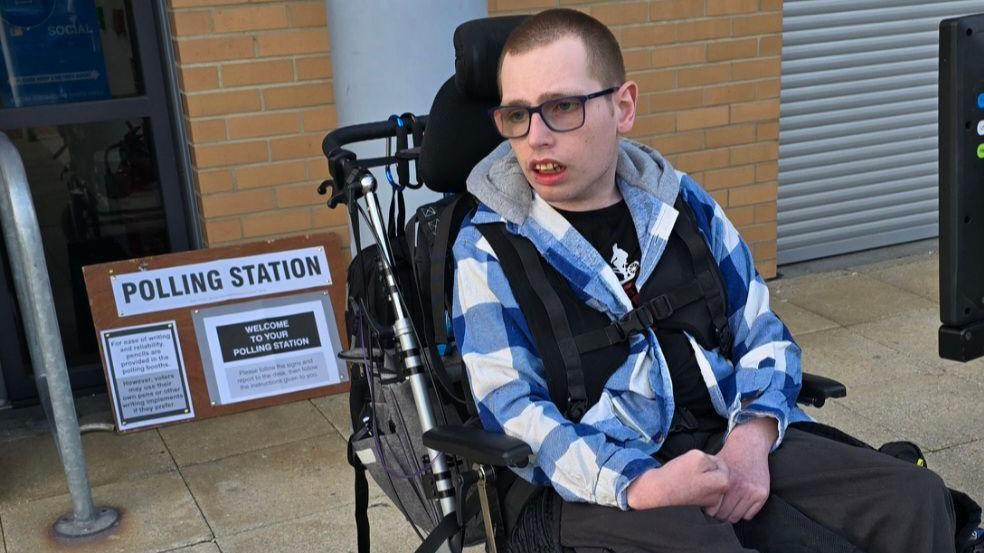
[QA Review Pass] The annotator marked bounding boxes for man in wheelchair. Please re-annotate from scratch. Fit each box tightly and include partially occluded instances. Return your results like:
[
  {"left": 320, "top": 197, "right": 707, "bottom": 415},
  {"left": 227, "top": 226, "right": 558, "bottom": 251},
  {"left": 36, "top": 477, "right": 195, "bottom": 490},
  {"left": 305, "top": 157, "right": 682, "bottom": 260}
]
[{"left": 450, "top": 9, "right": 956, "bottom": 553}]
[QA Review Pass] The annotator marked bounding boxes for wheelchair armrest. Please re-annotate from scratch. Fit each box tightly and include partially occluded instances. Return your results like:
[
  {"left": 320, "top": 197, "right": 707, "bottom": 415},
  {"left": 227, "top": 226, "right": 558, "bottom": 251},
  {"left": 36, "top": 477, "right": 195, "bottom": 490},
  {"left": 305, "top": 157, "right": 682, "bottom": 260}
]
[
  {"left": 797, "top": 373, "right": 847, "bottom": 408},
  {"left": 423, "top": 425, "right": 532, "bottom": 468}
]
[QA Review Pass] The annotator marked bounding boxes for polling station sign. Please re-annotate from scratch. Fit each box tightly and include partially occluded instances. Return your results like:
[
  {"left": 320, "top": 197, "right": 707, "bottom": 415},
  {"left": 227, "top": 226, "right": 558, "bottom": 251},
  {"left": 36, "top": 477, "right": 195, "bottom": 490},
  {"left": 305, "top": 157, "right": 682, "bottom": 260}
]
[
  {"left": 192, "top": 293, "right": 345, "bottom": 406},
  {"left": 110, "top": 247, "right": 331, "bottom": 317},
  {"left": 84, "top": 234, "right": 349, "bottom": 430}
]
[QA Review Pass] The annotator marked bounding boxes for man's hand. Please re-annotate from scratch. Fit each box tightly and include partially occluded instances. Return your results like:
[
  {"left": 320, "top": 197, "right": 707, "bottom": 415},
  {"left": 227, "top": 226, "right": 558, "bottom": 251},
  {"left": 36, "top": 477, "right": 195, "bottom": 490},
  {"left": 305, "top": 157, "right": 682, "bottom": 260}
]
[
  {"left": 626, "top": 450, "right": 730, "bottom": 510},
  {"left": 705, "top": 417, "right": 777, "bottom": 523}
]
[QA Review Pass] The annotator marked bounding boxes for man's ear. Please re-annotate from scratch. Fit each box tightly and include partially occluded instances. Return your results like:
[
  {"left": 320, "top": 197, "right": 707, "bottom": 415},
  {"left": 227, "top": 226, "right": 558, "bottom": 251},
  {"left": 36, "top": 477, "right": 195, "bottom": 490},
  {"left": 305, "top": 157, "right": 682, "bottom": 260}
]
[{"left": 615, "top": 80, "right": 639, "bottom": 135}]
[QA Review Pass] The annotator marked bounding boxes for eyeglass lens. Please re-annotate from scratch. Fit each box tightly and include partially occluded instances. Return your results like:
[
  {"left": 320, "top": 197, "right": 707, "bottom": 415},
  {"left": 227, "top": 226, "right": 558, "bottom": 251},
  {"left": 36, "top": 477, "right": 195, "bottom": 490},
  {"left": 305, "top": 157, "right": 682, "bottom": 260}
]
[{"left": 495, "top": 97, "right": 586, "bottom": 138}]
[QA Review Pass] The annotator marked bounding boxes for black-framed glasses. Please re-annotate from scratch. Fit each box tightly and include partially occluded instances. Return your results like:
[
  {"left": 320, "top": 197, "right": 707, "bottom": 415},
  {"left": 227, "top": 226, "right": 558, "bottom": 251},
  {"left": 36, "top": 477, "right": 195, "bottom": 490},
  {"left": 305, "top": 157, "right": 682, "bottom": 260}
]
[{"left": 489, "top": 87, "right": 619, "bottom": 138}]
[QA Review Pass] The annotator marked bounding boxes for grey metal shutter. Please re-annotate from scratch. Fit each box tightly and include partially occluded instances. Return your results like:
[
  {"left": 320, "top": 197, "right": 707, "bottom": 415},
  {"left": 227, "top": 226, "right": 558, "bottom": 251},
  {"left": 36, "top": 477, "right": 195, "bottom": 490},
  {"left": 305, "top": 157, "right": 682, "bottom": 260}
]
[{"left": 777, "top": 0, "right": 983, "bottom": 265}]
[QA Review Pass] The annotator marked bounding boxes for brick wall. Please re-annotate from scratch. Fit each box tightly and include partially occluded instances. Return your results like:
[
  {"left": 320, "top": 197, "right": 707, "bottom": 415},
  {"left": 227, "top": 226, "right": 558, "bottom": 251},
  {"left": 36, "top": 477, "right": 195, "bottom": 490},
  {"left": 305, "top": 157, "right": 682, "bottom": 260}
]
[
  {"left": 168, "top": 0, "right": 347, "bottom": 257},
  {"left": 489, "top": 0, "right": 782, "bottom": 278}
]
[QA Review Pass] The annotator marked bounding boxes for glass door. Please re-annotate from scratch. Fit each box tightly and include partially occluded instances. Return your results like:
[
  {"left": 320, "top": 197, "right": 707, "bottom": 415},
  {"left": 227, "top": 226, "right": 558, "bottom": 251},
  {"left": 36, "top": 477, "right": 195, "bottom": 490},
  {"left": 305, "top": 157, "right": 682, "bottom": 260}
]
[{"left": 0, "top": 0, "right": 190, "bottom": 404}]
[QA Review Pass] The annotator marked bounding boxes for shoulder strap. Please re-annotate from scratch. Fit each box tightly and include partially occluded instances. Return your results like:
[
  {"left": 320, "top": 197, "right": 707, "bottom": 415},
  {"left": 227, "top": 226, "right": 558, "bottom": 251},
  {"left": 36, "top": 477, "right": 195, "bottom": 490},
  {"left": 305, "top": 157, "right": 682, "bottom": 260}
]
[
  {"left": 673, "top": 197, "right": 733, "bottom": 359},
  {"left": 476, "top": 222, "right": 587, "bottom": 419},
  {"left": 430, "top": 194, "right": 476, "bottom": 345}
]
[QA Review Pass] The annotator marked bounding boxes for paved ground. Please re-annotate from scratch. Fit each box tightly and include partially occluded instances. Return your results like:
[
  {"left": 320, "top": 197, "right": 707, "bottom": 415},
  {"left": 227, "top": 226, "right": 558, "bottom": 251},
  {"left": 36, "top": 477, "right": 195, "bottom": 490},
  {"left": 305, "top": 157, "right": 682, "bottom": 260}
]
[{"left": 1, "top": 246, "right": 981, "bottom": 553}]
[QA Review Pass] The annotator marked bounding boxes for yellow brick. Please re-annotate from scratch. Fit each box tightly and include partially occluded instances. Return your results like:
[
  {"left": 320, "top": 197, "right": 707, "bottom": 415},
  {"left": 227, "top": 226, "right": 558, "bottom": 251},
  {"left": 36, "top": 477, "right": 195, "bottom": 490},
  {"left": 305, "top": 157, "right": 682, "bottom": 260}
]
[
  {"left": 673, "top": 148, "right": 731, "bottom": 172},
  {"left": 313, "top": 204, "right": 350, "bottom": 228},
  {"left": 731, "top": 99, "right": 779, "bottom": 123},
  {"left": 308, "top": 158, "right": 330, "bottom": 180},
  {"left": 295, "top": 55, "right": 332, "bottom": 80},
  {"left": 677, "top": 106, "right": 730, "bottom": 131},
  {"left": 213, "top": 5, "right": 288, "bottom": 33},
  {"left": 631, "top": 113, "right": 676, "bottom": 136},
  {"left": 733, "top": 13, "right": 783, "bottom": 36},
  {"left": 650, "top": 0, "right": 705, "bottom": 20},
  {"left": 242, "top": 209, "right": 312, "bottom": 238},
  {"left": 725, "top": 206, "right": 755, "bottom": 226},
  {"left": 222, "top": 59, "right": 294, "bottom": 87},
  {"left": 675, "top": 19, "right": 732, "bottom": 42},
  {"left": 756, "top": 160, "right": 778, "bottom": 182},
  {"left": 706, "top": 124, "right": 757, "bottom": 148},
  {"left": 707, "top": 0, "right": 760, "bottom": 16},
  {"left": 707, "top": 38, "right": 759, "bottom": 62},
  {"left": 175, "top": 36, "right": 254, "bottom": 64},
  {"left": 620, "top": 24, "right": 678, "bottom": 48},
  {"left": 678, "top": 64, "right": 732, "bottom": 87},
  {"left": 591, "top": 2, "right": 649, "bottom": 26},
  {"left": 204, "top": 219, "right": 242, "bottom": 244},
  {"left": 622, "top": 49, "right": 651, "bottom": 72},
  {"left": 188, "top": 118, "right": 226, "bottom": 143},
  {"left": 739, "top": 222, "right": 778, "bottom": 243},
  {"left": 755, "top": 258, "right": 778, "bottom": 280},
  {"left": 650, "top": 44, "right": 706, "bottom": 68},
  {"left": 702, "top": 82, "right": 757, "bottom": 105},
  {"left": 631, "top": 69, "right": 678, "bottom": 92},
  {"left": 192, "top": 141, "right": 268, "bottom": 169},
  {"left": 276, "top": 183, "right": 322, "bottom": 208},
  {"left": 179, "top": 66, "right": 220, "bottom": 92},
  {"left": 227, "top": 112, "right": 301, "bottom": 139},
  {"left": 171, "top": 0, "right": 240, "bottom": 7},
  {"left": 302, "top": 106, "right": 338, "bottom": 132},
  {"left": 756, "top": 122, "right": 779, "bottom": 141},
  {"left": 754, "top": 202, "right": 777, "bottom": 222},
  {"left": 647, "top": 131, "right": 704, "bottom": 155},
  {"left": 710, "top": 189, "right": 729, "bottom": 207},
  {"left": 757, "top": 79, "right": 781, "bottom": 99},
  {"left": 256, "top": 29, "right": 329, "bottom": 57},
  {"left": 185, "top": 90, "right": 262, "bottom": 117},
  {"left": 759, "top": 35, "right": 782, "bottom": 56},
  {"left": 270, "top": 134, "right": 324, "bottom": 161},
  {"left": 494, "top": 0, "right": 556, "bottom": 10},
  {"left": 201, "top": 189, "right": 275, "bottom": 217},
  {"left": 732, "top": 142, "right": 778, "bottom": 164},
  {"left": 289, "top": 2, "right": 328, "bottom": 28},
  {"left": 236, "top": 161, "right": 309, "bottom": 189},
  {"left": 263, "top": 83, "right": 333, "bottom": 110},
  {"left": 733, "top": 58, "right": 781, "bottom": 80},
  {"left": 760, "top": 0, "right": 783, "bottom": 11},
  {"left": 729, "top": 182, "right": 777, "bottom": 206},
  {"left": 170, "top": 11, "right": 211, "bottom": 36},
  {"left": 703, "top": 165, "right": 757, "bottom": 190},
  {"left": 197, "top": 169, "right": 234, "bottom": 194},
  {"left": 647, "top": 89, "right": 703, "bottom": 113}
]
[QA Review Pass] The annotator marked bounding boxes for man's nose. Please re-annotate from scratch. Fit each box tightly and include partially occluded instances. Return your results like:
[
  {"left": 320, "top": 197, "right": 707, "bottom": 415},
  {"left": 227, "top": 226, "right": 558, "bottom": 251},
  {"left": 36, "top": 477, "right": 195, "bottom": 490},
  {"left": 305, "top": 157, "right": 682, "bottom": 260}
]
[{"left": 526, "top": 113, "right": 554, "bottom": 147}]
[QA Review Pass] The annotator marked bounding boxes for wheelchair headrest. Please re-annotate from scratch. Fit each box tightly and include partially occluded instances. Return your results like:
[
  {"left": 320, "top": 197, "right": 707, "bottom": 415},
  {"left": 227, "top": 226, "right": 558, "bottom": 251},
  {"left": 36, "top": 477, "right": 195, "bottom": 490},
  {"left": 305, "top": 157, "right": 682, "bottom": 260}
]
[{"left": 419, "top": 16, "right": 527, "bottom": 194}]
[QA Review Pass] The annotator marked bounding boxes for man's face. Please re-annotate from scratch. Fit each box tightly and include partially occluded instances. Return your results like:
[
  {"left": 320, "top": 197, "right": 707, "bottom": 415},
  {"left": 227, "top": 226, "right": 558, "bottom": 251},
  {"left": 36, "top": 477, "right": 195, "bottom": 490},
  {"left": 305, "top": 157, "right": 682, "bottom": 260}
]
[{"left": 498, "top": 36, "right": 637, "bottom": 211}]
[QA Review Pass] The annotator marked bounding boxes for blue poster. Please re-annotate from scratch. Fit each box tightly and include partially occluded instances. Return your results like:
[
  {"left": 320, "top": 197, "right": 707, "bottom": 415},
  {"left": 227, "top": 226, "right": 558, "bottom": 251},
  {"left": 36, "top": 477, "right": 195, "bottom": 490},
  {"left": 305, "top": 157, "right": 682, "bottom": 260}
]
[{"left": 0, "top": 0, "right": 111, "bottom": 107}]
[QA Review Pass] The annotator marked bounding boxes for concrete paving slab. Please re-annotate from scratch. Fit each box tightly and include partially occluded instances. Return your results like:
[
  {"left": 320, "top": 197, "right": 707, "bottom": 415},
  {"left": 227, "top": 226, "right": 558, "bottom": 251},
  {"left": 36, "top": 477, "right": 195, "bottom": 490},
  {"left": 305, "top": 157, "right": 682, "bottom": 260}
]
[
  {"left": 0, "top": 429, "right": 175, "bottom": 506},
  {"left": 864, "top": 255, "right": 939, "bottom": 304},
  {"left": 160, "top": 400, "right": 335, "bottom": 467},
  {"left": 164, "top": 541, "right": 221, "bottom": 553},
  {"left": 769, "top": 271, "right": 935, "bottom": 326},
  {"left": 924, "top": 438, "right": 984, "bottom": 505},
  {"left": 796, "top": 326, "right": 943, "bottom": 390},
  {"left": 181, "top": 433, "right": 357, "bottom": 537},
  {"left": 848, "top": 307, "right": 957, "bottom": 369},
  {"left": 1, "top": 513, "right": 7, "bottom": 553},
  {"left": 310, "top": 393, "right": 350, "bottom": 438},
  {"left": 838, "top": 373, "right": 984, "bottom": 452},
  {"left": 0, "top": 471, "right": 210, "bottom": 553},
  {"left": 771, "top": 299, "right": 839, "bottom": 337}
]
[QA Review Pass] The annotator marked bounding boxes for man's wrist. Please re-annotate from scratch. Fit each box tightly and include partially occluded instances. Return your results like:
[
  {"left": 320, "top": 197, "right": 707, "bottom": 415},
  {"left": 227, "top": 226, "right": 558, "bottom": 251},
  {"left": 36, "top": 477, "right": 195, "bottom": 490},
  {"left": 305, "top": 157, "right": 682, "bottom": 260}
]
[{"left": 729, "top": 416, "right": 778, "bottom": 453}]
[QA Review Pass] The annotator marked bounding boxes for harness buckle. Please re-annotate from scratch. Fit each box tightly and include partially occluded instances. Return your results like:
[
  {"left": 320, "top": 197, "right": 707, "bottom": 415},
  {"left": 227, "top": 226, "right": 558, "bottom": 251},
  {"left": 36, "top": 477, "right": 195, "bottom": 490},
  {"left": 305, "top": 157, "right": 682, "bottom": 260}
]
[{"left": 647, "top": 294, "right": 674, "bottom": 320}]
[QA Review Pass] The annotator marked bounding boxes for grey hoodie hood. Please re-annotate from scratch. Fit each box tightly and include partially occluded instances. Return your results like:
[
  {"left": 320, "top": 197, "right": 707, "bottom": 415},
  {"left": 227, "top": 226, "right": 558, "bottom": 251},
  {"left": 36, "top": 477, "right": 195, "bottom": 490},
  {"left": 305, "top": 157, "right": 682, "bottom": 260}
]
[{"left": 465, "top": 138, "right": 681, "bottom": 225}]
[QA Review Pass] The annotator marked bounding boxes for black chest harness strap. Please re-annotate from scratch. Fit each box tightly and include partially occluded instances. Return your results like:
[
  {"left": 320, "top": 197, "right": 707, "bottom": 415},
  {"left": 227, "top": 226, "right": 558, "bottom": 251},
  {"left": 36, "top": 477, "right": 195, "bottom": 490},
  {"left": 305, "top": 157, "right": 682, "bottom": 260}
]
[{"left": 475, "top": 197, "right": 733, "bottom": 421}]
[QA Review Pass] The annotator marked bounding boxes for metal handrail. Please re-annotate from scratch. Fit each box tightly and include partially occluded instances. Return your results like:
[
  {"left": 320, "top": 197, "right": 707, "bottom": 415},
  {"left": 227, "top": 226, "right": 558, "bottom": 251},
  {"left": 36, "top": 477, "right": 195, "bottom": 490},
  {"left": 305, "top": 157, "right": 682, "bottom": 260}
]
[{"left": 0, "top": 132, "right": 118, "bottom": 538}]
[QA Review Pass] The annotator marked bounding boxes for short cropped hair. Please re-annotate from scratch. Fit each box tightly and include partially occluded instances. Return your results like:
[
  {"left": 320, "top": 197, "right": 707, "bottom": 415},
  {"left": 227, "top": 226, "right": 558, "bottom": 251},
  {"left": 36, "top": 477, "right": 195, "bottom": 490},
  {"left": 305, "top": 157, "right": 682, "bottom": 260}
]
[{"left": 498, "top": 9, "right": 626, "bottom": 93}]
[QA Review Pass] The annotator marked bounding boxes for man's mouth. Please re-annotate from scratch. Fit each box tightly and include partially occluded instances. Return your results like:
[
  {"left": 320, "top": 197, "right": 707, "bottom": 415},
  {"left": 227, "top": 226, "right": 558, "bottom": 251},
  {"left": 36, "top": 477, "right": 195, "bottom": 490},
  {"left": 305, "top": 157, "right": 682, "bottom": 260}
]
[{"left": 532, "top": 161, "right": 566, "bottom": 174}]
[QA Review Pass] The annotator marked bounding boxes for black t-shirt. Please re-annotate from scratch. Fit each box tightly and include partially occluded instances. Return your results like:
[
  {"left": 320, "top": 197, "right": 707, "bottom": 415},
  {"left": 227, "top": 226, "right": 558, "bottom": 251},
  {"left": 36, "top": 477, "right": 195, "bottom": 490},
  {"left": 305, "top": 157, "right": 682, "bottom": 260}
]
[{"left": 556, "top": 200, "right": 715, "bottom": 424}]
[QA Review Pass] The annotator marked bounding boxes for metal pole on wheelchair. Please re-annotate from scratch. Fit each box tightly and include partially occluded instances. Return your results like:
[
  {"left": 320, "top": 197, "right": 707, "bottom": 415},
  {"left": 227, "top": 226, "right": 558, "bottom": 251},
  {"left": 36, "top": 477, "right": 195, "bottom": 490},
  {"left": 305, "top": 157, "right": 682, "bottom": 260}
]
[{"left": 348, "top": 170, "right": 459, "bottom": 519}]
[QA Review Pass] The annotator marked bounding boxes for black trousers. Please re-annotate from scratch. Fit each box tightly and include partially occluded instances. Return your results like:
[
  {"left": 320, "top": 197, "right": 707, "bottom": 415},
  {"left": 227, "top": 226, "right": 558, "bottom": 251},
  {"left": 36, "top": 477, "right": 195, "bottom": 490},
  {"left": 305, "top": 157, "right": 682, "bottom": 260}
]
[{"left": 559, "top": 427, "right": 957, "bottom": 553}]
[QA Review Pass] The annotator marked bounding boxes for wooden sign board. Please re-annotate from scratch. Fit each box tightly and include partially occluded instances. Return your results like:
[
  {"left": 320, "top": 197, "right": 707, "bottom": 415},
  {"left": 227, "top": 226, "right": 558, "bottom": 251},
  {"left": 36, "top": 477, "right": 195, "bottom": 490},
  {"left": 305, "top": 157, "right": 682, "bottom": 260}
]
[{"left": 83, "top": 234, "right": 350, "bottom": 432}]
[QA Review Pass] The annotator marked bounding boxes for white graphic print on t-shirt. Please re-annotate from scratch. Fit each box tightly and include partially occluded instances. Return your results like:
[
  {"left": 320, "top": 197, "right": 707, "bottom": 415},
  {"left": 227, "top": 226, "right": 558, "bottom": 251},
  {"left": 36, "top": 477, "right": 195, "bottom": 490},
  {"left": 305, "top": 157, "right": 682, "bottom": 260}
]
[{"left": 610, "top": 243, "right": 640, "bottom": 285}]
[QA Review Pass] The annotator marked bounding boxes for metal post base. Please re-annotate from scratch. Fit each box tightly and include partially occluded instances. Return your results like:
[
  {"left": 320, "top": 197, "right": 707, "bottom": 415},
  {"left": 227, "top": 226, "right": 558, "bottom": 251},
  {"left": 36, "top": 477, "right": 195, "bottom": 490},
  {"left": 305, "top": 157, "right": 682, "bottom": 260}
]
[{"left": 53, "top": 506, "right": 120, "bottom": 539}]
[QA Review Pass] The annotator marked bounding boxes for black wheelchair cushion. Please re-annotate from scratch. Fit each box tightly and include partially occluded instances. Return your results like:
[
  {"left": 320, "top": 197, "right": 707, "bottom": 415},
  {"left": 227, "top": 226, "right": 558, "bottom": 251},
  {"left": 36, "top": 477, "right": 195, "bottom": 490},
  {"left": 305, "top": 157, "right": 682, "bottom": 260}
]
[
  {"left": 453, "top": 15, "right": 528, "bottom": 102},
  {"left": 418, "top": 76, "right": 503, "bottom": 193}
]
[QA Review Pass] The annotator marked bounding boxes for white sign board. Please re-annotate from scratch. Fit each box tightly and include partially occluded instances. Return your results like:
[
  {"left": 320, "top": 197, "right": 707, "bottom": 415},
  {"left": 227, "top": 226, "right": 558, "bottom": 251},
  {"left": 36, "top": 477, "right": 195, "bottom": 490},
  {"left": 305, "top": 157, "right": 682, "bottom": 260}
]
[
  {"left": 192, "top": 292, "right": 346, "bottom": 406},
  {"left": 100, "top": 322, "right": 195, "bottom": 431},
  {"left": 110, "top": 247, "right": 331, "bottom": 317}
]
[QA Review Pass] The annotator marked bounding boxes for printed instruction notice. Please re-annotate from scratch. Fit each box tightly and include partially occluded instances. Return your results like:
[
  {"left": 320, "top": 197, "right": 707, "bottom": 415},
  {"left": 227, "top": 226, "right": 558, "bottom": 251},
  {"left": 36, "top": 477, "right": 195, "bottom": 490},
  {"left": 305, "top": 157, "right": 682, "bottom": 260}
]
[
  {"left": 193, "top": 293, "right": 344, "bottom": 406},
  {"left": 101, "top": 322, "right": 195, "bottom": 431}
]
